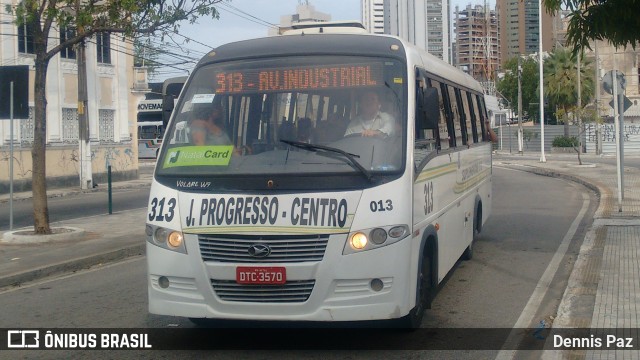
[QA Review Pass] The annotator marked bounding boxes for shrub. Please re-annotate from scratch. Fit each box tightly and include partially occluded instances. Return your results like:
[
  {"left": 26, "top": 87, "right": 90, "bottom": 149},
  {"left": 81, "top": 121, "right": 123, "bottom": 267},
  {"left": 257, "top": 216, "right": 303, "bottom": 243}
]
[{"left": 552, "top": 136, "right": 579, "bottom": 148}]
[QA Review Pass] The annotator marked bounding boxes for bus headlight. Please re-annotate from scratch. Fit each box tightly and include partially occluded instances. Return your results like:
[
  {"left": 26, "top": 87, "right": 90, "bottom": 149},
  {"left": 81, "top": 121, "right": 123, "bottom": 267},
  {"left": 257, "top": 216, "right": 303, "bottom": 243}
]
[
  {"left": 343, "top": 224, "right": 410, "bottom": 255},
  {"left": 167, "top": 231, "right": 184, "bottom": 248},
  {"left": 147, "top": 224, "right": 187, "bottom": 254},
  {"left": 350, "top": 232, "right": 368, "bottom": 249}
]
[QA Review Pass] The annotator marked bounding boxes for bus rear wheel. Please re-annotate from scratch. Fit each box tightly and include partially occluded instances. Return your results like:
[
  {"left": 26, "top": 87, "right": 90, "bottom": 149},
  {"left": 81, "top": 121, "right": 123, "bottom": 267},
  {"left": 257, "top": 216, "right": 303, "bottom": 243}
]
[{"left": 462, "top": 205, "right": 481, "bottom": 261}]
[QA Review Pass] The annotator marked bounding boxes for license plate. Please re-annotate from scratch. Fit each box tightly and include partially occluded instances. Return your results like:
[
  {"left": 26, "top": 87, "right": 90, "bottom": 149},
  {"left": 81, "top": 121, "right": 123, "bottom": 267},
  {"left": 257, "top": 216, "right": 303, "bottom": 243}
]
[{"left": 236, "top": 266, "right": 286, "bottom": 285}]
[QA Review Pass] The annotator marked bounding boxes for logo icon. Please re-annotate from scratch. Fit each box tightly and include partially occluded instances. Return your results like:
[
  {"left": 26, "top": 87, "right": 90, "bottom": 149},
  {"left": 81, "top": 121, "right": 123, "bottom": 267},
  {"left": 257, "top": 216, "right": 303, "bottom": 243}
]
[
  {"left": 168, "top": 150, "right": 180, "bottom": 163},
  {"left": 7, "top": 330, "right": 39, "bottom": 348},
  {"left": 247, "top": 244, "right": 271, "bottom": 258}
]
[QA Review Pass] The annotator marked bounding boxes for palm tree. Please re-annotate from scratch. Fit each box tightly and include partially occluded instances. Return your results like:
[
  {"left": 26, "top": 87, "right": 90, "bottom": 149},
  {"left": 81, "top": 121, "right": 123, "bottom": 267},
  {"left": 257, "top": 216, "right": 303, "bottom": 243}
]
[{"left": 543, "top": 47, "right": 595, "bottom": 137}]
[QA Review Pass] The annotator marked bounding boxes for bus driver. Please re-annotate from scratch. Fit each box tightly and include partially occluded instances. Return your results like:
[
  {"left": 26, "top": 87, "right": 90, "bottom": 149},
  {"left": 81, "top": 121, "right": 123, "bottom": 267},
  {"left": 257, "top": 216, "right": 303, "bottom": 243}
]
[{"left": 344, "top": 90, "right": 395, "bottom": 137}]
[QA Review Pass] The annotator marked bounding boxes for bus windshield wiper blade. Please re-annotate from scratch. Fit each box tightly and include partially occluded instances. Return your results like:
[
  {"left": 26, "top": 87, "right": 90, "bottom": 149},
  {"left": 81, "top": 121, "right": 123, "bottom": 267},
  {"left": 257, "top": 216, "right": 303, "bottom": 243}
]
[{"left": 279, "top": 139, "right": 373, "bottom": 182}]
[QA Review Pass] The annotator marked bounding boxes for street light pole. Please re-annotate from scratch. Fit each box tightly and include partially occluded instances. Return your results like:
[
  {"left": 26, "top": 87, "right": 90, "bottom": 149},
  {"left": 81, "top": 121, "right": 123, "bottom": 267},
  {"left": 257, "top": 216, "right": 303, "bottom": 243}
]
[
  {"left": 538, "top": 0, "right": 546, "bottom": 163},
  {"left": 517, "top": 56, "right": 523, "bottom": 154}
]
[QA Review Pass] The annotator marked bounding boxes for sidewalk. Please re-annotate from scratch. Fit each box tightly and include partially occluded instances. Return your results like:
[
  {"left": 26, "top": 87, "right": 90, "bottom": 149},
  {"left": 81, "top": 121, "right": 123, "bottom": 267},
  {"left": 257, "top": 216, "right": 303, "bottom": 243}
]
[{"left": 1, "top": 153, "right": 639, "bottom": 356}]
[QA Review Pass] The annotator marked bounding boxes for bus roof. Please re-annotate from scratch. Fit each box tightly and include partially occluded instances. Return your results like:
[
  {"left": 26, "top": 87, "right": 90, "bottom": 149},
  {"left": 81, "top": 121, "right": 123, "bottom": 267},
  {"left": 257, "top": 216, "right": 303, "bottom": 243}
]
[{"left": 197, "top": 33, "right": 407, "bottom": 66}]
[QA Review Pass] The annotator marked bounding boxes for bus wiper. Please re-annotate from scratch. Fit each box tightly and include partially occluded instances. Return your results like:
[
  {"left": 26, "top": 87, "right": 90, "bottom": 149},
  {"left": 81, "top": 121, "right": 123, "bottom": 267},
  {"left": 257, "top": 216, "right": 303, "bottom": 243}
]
[{"left": 279, "top": 139, "right": 373, "bottom": 182}]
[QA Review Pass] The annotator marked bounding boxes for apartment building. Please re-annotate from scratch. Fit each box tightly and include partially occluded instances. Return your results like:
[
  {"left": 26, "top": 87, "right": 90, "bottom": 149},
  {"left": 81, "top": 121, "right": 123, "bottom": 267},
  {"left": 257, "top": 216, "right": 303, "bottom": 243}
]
[
  {"left": 496, "top": 0, "right": 557, "bottom": 64},
  {"left": 454, "top": 4, "right": 500, "bottom": 82},
  {"left": 362, "top": 0, "right": 451, "bottom": 63}
]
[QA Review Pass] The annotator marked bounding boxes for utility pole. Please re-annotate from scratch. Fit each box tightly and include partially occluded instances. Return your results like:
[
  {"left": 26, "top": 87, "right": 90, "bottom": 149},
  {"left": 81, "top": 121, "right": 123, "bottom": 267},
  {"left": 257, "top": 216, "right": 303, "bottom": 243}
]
[
  {"left": 594, "top": 41, "right": 602, "bottom": 155},
  {"left": 77, "top": 40, "right": 91, "bottom": 189},
  {"left": 76, "top": 14, "right": 92, "bottom": 190},
  {"left": 517, "top": 56, "right": 523, "bottom": 154},
  {"left": 577, "top": 51, "right": 582, "bottom": 158}
]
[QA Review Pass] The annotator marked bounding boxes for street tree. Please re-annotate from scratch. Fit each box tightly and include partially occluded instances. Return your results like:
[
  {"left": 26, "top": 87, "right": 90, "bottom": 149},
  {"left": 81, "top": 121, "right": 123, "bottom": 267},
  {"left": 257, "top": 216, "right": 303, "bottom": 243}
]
[
  {"left": 496, "top": 56, "right": 539, "bottom": 122},
  {"left": 543, "top": 0, "right": 640, "bottom": 53},
  {"left": 543, "top": 46, "right": 594, "bottom": 136},
  {"left": 7, "top": 0, "right": 223, "bottom": 234}
]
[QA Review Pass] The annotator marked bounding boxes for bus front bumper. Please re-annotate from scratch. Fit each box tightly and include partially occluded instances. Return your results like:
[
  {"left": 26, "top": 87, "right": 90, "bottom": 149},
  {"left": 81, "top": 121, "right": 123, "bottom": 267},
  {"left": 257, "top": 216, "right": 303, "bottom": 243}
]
[{"left": 146, "top": 234, "right": 415, "bottom": 322}]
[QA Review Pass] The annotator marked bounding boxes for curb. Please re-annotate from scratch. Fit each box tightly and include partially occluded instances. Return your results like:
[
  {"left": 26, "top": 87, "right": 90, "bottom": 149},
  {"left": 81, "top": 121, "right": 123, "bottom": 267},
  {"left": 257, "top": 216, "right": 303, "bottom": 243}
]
[
  {"left": 497, "top": 162, "right": 602, "bottom": 196},
  {"left": 0, "top": 180, "right": 152, "bottom": 204},
  {"left": 0, "top": 243, "right": 145, "bottom": 289},
  {"left": 2, "top": 227, "right": 86, "bottom": 244}
]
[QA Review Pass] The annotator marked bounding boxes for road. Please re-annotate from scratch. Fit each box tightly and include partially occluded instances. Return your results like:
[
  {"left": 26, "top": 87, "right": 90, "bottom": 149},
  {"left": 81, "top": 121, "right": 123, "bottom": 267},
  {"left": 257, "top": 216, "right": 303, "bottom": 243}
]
[{"left": 0, "top": 167, "right": 597, "bottom": 359}]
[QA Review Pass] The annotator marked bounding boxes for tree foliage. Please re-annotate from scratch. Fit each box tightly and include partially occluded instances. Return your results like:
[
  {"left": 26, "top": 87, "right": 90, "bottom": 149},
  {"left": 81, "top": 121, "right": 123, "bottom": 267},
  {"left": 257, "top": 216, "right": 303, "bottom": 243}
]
[
  {"left": 7, "top": 0, "right": 223, "bottom": 234},
  {"left": 496, "top": 56, "right": 539, "bottom": 121},
  {"left": 543, "top": 0, "right": 640, "bottom": 53},
  {"left": 543, "top": 46, "right": 595, "bottom": 135}
]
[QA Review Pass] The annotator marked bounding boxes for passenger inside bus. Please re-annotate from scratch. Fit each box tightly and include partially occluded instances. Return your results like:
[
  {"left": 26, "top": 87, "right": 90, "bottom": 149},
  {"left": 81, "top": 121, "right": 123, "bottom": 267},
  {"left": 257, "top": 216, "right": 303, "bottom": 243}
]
[
  {"left": 189, "top": 103, "right": 232, "bottom": 146},
  {"left": 344, "top": 90, "right": 396, "bottom": 137},
  {"left": 315, "top": 113, "right": 347, "bottom": 143},
  {"left": 296, "top": 117, "right": 314, "bottom": 143}
]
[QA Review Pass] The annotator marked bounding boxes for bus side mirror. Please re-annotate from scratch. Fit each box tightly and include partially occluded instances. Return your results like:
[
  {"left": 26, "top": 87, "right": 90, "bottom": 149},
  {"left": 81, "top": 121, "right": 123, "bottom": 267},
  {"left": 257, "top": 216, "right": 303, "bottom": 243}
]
[
  {"left": 420, "top": 87, "right": 439, "bottom": 130},
  {"left": 162, "top": 95, "right": 175, "bottom": 128}
]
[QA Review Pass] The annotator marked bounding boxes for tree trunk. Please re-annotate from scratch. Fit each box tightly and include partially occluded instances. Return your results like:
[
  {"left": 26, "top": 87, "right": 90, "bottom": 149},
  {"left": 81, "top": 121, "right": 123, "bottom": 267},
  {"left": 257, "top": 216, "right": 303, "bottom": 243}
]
[{"left": 32, "top": 53, "right": 51, "bottom": 234}]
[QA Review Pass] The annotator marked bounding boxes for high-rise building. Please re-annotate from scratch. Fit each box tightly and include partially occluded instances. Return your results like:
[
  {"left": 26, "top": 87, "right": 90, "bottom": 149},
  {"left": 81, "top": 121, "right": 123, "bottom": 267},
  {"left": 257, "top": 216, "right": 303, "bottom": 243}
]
[
  {"left": 362, "top": 0, "right": 451, "bottom": 63},
  {"left": 496, "top": 0, "right": 557, "bottom": 64},
  {"left": 362, "top": 0, "right": 385, "bottom": 34},
  {"left": 454, "top": 4, "right": 500, "bottom": 82}
]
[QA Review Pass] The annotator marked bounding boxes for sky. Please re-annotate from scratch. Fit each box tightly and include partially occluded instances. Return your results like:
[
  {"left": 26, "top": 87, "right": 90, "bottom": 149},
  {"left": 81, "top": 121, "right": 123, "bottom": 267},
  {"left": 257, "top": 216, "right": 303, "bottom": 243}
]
[{"left": 150, "top": 0, "right": 492, "bottom": 81}]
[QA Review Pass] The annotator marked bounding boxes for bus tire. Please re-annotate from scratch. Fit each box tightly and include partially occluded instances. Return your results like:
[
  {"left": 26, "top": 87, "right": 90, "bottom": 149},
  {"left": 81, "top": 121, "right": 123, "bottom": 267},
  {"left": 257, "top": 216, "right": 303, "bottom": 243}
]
[
  {"left": 462, "top": 203, "right": 481, "bottom": 261},
  {"left": 461, "top": 239, "right": 473, "bottom": 260},
  {"left": 400, "top": 246, "right": 433, "bottom": 329}
]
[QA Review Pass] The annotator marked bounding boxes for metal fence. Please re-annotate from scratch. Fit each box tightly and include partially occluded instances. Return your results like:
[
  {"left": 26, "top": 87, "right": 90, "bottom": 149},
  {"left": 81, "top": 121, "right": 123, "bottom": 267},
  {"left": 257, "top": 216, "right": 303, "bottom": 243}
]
[{"left": 494, "top": 123, "right": 640, "bottom": 155}]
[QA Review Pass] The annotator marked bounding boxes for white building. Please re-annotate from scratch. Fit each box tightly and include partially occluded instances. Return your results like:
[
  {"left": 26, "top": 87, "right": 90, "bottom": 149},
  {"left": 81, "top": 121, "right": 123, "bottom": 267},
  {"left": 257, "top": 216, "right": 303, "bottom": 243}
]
[
  {"left": 362, "top": 0, "right": 451, "bottom": 63},
  {"left": 269, "top": 1, "right": 332, "bottom": 35},
  {"left": 0, "top": 0, "right": 143, "bottom": 194}
]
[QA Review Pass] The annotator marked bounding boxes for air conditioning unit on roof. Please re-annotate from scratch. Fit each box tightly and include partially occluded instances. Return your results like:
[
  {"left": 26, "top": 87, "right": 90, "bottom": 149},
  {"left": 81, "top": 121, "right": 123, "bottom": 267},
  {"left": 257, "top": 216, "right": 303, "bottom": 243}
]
[{"left": 282, "top": 21, "right": 367, "bottom": 35}]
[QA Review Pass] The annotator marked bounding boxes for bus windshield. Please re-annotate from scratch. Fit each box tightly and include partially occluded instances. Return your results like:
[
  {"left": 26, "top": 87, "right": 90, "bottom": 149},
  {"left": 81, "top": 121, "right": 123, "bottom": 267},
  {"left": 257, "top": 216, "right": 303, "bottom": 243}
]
[{"left": 157, "top": 56, "right": 406, "bottom": 186}]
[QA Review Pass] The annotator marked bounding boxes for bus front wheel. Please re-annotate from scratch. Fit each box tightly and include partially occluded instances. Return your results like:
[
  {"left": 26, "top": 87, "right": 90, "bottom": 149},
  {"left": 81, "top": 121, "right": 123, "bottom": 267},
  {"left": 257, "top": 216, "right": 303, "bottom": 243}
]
[{"left": 400, "top": 249, "right": 432, "bottom": 329}]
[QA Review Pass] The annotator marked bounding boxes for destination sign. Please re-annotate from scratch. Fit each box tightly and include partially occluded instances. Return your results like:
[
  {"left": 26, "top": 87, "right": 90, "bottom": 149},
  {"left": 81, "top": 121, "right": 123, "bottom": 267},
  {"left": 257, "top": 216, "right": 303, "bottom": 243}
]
[{"left": 214, "top": 63, "right": 383, "bottom": 94}]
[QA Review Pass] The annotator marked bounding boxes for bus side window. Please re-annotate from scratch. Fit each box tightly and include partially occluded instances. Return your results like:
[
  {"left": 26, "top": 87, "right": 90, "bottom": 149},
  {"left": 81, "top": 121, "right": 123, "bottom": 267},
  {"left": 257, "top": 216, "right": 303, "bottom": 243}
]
[
  {"left": 466, "top": 91, "right": 479, "bottom": 143},
  {"left": 431, "top": 80, "right": 451, "bottom": 150},
  {"left": 447, "top": 85, "right": 463, "bottom": 147}
]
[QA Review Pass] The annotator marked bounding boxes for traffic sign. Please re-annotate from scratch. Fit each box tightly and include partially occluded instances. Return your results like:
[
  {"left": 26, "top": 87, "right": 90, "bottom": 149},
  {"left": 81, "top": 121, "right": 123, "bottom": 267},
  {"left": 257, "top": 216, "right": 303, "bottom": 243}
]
[
  {"left": 0, "top": 66, "right": 29, "bottom": 119},
  {"left": 602, "top": 70, "right": 626, "bottom": 95},
  {"left": 609, "top": 95, "right": 632, "bottom": 113}
]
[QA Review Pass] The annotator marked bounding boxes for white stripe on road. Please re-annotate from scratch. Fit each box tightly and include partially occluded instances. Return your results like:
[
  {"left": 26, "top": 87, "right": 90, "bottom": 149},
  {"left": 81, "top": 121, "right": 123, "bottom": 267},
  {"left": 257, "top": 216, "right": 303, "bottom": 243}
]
[{"left": 495, "top": 186, "right": 591, "bottom": 360}]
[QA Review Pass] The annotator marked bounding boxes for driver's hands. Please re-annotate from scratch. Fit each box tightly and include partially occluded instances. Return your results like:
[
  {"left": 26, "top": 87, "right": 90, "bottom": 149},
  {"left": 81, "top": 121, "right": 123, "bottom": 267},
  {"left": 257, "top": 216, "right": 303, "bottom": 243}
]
[{"left": 361, "top": 129, "right": 384, "bottom": 137}]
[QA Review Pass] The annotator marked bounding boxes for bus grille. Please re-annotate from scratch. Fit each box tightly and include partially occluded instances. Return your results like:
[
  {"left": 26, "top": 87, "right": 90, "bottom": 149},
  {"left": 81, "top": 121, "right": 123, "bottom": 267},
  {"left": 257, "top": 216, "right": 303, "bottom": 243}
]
[
  {"left": 210, "top": 279, "right": 315, "bottom": 303},
  {"left": 198, "top": 234, "right": 329, "bottom": 263}
]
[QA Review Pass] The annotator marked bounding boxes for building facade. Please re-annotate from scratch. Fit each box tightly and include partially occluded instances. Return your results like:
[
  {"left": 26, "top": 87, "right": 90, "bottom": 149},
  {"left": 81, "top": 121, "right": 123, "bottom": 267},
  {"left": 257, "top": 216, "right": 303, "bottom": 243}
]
[
  {"left": 269, "top": 1, "right": 331, "bottom": 35},
  {"left": 454, "top": 4, "right": 500, "bottom": 82},
  {"left": 363, "top": 0, "right": 451, "bottom": 63},
  {"left": 496, "top": 0, "right": 557, "bottom": 65},
  {"left": 585, "top": 42, "right": 640, "bottom": 154},
  {"left": 0, "top": 0, "right": 142, "bottom": 194}
]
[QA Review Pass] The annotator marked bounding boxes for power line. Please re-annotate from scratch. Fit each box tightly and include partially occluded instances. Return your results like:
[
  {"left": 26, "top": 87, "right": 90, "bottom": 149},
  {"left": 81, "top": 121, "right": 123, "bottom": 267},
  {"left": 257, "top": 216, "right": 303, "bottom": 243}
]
[{"left": 216, "top": 3, "right": 279, "bottom": 30}]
